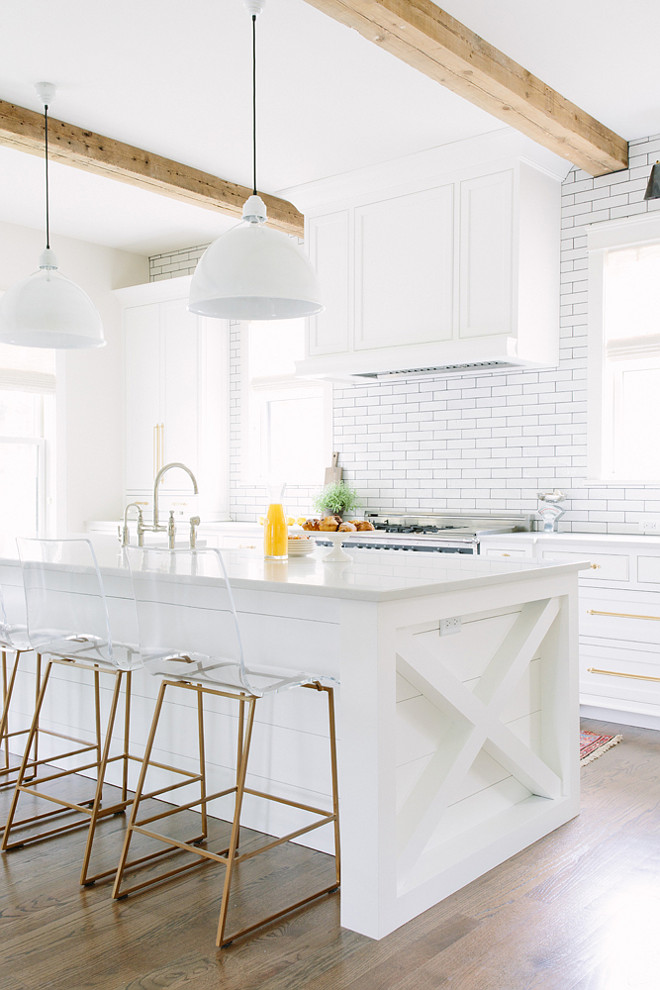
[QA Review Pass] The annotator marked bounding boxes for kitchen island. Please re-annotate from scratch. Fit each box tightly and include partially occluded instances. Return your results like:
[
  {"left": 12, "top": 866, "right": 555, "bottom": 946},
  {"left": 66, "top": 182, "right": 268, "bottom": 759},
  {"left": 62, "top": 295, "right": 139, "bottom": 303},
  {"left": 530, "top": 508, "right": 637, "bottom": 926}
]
[{"left": 1, "top": 542, "right": 585, "bottom": 940}]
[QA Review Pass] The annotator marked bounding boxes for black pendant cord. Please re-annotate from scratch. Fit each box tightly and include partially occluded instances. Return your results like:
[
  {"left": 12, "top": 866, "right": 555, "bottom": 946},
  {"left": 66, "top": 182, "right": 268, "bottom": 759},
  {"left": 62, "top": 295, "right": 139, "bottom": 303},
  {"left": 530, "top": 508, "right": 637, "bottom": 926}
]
[
  {"left": 252, "top": 14, "right": 257, "bottom": 196},
  {"left": 44, "top": 103, "right": 51, "bottom": 250}
]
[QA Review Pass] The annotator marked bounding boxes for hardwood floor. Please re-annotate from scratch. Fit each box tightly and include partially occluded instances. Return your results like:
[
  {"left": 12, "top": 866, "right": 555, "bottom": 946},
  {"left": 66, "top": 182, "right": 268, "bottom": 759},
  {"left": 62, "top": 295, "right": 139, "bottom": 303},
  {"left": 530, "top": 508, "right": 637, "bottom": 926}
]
[{"left": 2, "top": 717, "right": 660, "bottom": 990}]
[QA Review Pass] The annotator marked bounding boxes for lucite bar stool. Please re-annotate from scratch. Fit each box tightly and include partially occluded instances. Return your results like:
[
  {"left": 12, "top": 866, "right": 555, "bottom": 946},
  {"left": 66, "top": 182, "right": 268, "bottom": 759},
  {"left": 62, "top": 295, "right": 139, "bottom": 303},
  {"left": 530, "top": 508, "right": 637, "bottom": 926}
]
[
  {"left": 1, "top": 538, "right": 152, "bottom": 885},
  {"left": 0, "top": 582, "right": 39, "bottom": 788},
  {"left": 112, "top": 546, "right": 340, "bottom": 948},
  {"left": 0, "top": 579, "right": 94, "bottom": 793}
]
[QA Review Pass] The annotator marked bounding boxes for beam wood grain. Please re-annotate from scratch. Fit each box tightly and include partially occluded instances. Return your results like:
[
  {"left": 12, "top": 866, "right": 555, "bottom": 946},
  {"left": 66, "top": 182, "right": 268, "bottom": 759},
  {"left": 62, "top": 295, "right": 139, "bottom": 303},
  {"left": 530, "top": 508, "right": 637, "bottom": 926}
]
[
  {"left": 0, "top": 99, "right": 304, "bottom": 237},
  {"left": 302, "top": 0, "right": 628, "bottom": 176}
]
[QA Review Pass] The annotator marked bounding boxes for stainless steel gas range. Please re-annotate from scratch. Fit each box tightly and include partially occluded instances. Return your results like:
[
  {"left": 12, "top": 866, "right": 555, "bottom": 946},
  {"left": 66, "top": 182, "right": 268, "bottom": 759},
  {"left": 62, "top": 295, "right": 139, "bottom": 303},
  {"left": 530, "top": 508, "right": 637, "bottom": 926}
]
[{"left": 343, "top": 511, "right": 536, "bottom": 554}]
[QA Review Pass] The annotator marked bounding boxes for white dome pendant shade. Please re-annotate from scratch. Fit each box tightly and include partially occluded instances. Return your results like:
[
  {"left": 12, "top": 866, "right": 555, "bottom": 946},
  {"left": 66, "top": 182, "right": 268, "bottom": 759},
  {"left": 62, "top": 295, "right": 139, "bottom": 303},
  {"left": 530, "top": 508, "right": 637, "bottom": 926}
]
[
  {"left": 0, "top": 248, "right": 104, "bottom": 349},
  {"left": 188, "top": 1, "right": 323, "bottom": 322},
  {"left": 0, "top": 83, "right": 104, "bottom": 349},
  {"left": 189, "top": 196, "right": 323, "bottom": 321}
]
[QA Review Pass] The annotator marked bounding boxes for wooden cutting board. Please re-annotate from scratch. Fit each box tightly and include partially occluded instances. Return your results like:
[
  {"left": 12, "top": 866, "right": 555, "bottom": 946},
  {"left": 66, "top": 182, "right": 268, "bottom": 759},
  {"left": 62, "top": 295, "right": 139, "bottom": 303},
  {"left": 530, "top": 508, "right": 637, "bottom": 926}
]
[{"left": 324, "top": 452, "right": 342, "bottom": 485}]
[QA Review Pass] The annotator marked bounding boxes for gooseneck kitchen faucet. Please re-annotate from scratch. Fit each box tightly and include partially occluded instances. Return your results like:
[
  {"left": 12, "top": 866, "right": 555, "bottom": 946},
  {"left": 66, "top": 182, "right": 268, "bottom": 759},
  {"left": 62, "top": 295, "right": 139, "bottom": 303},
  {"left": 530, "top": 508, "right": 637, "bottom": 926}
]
[{"left": 123, "top": 462, "right": 199, "bottom": 548}]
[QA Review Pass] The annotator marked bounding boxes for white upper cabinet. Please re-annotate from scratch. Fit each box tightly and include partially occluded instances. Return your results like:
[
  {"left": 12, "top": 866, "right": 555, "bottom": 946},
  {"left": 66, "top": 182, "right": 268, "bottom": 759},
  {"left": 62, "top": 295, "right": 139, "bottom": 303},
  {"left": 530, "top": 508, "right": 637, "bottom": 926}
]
[
  {"left": 307, "top": 210, "right": 351, "bottom": 357},
  {"left": 116, "top": 277, "right": 228, "bottom": 520},
  {"left": 354, "top": 184, "right": 455, "bottom": 352},
  {"left": 289, "top": 133, "right": 565, "bottom": 382},
  {"left": 459, "top": 170, "right": 513, "bottom": 338}
]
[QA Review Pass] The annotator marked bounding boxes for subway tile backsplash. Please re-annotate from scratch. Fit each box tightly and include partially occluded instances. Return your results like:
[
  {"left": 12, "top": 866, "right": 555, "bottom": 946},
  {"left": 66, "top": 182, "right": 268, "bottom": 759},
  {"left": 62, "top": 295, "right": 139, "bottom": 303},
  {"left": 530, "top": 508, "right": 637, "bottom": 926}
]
[{"left": 150, "top": 133, "right": 660, "bottom": 533}]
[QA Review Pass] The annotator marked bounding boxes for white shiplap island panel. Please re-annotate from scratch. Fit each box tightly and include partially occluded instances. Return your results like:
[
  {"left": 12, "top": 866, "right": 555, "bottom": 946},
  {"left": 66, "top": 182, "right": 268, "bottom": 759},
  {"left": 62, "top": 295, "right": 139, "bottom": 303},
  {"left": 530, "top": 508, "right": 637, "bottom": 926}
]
[{"left": 0, "top": 541, "right": 584, "bottom": 940}]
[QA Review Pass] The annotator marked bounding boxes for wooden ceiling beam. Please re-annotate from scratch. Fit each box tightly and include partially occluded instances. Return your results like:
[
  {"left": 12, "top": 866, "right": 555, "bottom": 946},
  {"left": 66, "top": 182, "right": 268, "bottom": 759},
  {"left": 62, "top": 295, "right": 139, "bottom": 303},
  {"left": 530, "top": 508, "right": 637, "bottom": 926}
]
[
  {"left": 0, "top": 99, "right": 305, "bottom": 238},
  {"left": 301, "top": 0, "right": 628, "bottom": 176}
]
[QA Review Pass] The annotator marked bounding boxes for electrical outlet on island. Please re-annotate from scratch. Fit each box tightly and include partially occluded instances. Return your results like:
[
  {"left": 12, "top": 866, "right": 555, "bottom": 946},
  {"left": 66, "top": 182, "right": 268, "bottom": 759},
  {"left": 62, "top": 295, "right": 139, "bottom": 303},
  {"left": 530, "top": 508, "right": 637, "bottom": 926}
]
[{"left": 439, "top": 617, "right": 462, "bottom": 635}]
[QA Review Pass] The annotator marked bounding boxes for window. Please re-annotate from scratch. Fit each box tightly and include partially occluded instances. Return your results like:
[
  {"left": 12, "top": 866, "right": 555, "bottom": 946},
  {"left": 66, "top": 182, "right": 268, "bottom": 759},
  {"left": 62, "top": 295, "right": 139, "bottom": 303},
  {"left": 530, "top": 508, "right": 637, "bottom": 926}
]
[
  {"left": 0, "top": 337, "right": 56, "bottom": 540},
  {"left": 588, "top": 217, "right": 660, "bottom": 482},
  {"left": 242, "top": 320, "right": 331, "bottom": 484}
]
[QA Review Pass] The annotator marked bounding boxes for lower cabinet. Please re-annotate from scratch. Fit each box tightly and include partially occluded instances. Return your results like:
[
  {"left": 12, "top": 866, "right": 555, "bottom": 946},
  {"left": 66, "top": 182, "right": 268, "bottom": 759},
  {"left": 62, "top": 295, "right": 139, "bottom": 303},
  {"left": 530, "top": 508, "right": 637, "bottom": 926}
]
[{"left": 480, "top": 535, "right": 660, "bottom": 727}]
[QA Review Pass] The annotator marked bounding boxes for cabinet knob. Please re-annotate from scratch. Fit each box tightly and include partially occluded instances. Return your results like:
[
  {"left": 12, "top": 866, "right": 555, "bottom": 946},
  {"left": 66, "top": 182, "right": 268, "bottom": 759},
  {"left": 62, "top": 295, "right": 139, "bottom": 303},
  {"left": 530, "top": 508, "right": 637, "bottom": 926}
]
[
  {"left": 590, "top": 563, "right": 601, "bottom": 569},
  {"left": 501, "top": 552, "right": 511, "bottom": 557}
]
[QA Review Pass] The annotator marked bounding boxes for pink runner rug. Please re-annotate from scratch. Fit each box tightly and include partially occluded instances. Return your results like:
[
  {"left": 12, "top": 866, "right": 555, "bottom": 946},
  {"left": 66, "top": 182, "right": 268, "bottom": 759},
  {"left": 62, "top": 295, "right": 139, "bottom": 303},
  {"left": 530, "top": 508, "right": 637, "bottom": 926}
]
[{"left": 580, "top": 728, "right": 622, "bottom": 766}]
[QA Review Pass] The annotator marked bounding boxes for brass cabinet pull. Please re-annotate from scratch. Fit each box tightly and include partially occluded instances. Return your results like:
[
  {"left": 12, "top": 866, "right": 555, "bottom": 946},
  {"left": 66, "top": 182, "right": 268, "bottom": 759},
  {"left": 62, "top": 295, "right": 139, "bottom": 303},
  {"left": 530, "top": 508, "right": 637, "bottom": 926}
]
[
  {"left": 590, "top": 564, "right": 601, "bottom": 569},
  {"left": 587, "top": 609, "right": 660, "bottom": 621},
  {"left": 160, "top": 423, "right": 165, "bottom": 471},
  {"left": 153, "top": 425, "right": 157, "bottom": 478},
  {"left": 501, "top": 553, "right": 511, "bottom": 557},
  {"left": 588, "top": 666, "right": 660, "bottom": 683}
]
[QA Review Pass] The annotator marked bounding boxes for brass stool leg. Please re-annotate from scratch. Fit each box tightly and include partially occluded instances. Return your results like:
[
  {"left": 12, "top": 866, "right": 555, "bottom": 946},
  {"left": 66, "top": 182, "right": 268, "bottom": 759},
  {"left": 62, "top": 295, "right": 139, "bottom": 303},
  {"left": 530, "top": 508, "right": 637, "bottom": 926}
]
[
  {"left": 1, "top": 648, "right": 8, "bottom": 772},
  {"left": 112, "top": 680, "right": 168, "bottom": 899},
  {"left": 216, "top": 695, "right": 257, "bottom": 947},
  {"left": 1, "top": 660, "right": 54, "bottom": 848},
  {"left": 0, "top": 648, "right": 18, "bottom": 778},
  {"left": 93, "top": 668, "right": 102, "bottom": 768},
  {"left": 79, "top": 669, "right": 125, "bottom": 886},
  {"left": 325, "top": 687, "right": 341, "bottom": 888},
  {"left": 31, "top": 653, "right": 42, "bottom": 772},
  {"left": 121, "top": 670, "right": 132, "bottom": 805},
  {"left": 198, "top": 685, "right": 208, "bottom": 840}
]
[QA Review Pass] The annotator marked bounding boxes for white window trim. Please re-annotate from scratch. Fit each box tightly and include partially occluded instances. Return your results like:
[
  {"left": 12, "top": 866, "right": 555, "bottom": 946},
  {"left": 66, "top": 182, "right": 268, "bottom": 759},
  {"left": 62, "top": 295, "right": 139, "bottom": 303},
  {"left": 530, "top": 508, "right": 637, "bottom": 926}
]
[
  {"left": 239, "top": 323, "right": 332, "bottom": 485},
  {"left": 587, "top": 213, "right": 660, "bottom": 483}
]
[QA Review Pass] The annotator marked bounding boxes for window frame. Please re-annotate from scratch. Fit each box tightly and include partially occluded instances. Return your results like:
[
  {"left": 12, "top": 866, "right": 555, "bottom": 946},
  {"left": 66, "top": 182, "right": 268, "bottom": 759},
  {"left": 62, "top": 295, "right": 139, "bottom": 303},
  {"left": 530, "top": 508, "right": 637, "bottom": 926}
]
[
  {"left": 587, "top": 213, "right": 660, "bottom": 483},
  {"left": 0, "top": 298, "right": 57, "bottom": 537},
  {"left": 239, "top": 323, "right": 332, "bottom": 485}
]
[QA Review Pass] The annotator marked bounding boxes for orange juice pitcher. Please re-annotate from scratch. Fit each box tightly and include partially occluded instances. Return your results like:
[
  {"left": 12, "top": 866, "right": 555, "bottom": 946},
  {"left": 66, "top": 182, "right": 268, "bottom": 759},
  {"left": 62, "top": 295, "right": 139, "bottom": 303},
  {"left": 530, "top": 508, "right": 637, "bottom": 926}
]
[{"left": 264, "top": 485, "right": 287, "bottom": 559}]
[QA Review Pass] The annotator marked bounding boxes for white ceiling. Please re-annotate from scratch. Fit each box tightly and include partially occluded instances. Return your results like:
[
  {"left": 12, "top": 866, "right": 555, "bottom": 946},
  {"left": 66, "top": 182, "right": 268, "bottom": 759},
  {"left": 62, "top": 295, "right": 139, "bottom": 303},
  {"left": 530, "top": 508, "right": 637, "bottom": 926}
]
[{"left": 0, "top": 0, "right": 659, "bottom": 256}]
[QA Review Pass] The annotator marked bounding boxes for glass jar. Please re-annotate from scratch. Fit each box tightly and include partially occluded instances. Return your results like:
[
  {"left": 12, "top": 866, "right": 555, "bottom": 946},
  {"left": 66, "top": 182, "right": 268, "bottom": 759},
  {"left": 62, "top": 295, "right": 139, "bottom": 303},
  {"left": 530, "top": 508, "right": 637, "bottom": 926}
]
[{"left": 264, "top": 485, "right": 287, "bottom": 559}]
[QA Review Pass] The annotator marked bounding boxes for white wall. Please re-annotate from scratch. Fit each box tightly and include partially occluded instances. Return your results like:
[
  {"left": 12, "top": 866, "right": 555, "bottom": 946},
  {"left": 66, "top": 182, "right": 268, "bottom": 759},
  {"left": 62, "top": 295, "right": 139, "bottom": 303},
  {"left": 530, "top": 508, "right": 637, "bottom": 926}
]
[{"left": 0, "top": 220, "right": 148, "bottom": 534}]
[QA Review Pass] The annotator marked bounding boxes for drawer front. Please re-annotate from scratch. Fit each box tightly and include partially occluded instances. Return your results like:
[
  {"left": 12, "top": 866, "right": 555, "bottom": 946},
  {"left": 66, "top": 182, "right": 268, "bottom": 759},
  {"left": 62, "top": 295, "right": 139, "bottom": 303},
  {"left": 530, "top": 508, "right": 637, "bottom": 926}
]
[
  {"left": 481, "top": 547, "right": 534, "bottom": 560},
  {"left": 581, "top": 641, "right": 660, "bottom": 707},
  {"left": 581, "top": 594, "right": 660, "bottom": 646},
  {"left": 539, "top": 548, "right": 629, "bottom": 582},
  {"left": 637, "top": 554, "right": 660, "bottom": 585}
]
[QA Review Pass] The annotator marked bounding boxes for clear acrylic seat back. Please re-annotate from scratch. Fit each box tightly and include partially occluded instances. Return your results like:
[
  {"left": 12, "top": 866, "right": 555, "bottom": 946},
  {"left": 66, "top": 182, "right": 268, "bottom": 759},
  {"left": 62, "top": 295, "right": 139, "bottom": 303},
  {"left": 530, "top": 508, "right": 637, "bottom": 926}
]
[
  {"left": 17, "top": 538, "right": 131, "bottom": 668},
  {"left": 125, "top": 547, "right": 314, "bottom": 696},
  {"left": 0, "top": 579, "right": 31, "bottom": 653}
]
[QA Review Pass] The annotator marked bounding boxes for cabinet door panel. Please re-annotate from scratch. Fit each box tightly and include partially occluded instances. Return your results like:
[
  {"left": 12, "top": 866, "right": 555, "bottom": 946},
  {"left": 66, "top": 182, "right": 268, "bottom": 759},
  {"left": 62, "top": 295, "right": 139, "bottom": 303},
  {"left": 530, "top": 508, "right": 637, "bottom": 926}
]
[
  {"left": 124, "top": 305, "right": 160, "bottom": 491},
  {"left": 354, "top": 185, "right": 454, "bottom": 351},
  {"left": 459, "top": 170, "right": 513, "bottom": 338},
  {"left": 161, "top": 299, "right": 200, "bottom": 488},
  {"left": 307, "top": 211, "right": 350, "bottom": 356}
]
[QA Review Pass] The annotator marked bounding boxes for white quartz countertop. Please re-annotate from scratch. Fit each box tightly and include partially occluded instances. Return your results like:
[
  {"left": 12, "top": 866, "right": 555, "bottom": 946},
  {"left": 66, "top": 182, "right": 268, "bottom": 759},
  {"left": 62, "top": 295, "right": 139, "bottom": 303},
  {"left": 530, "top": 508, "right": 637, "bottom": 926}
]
[{"left": 2, "top": 535, "right": 588, "bottom": 604}]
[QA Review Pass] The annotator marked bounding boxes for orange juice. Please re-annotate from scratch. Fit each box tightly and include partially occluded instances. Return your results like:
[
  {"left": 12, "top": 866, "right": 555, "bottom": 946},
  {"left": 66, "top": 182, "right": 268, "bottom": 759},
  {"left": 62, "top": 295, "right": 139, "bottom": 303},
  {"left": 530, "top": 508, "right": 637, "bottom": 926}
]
[{"left": 264, "top": 502, "right": 287, "bottom": 559}]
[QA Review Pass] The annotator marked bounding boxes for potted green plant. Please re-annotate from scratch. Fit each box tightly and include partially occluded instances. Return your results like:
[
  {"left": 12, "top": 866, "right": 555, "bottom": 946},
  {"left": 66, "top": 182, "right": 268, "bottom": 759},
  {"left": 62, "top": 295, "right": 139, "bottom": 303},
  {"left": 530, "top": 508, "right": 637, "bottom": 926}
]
[{"left": 314, "top": 481, "right": 361, "bottom": 520}]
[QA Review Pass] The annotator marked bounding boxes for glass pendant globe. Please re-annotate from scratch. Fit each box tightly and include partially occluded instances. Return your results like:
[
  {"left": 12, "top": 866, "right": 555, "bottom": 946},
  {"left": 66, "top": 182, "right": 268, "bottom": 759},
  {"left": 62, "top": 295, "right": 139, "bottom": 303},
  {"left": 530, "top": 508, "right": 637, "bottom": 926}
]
[
  {"left": 0, "top": 258, "right": 105, "bottom": 349},
  {"left": 188, "top": 221, "right": 324, "bottom": 321}
]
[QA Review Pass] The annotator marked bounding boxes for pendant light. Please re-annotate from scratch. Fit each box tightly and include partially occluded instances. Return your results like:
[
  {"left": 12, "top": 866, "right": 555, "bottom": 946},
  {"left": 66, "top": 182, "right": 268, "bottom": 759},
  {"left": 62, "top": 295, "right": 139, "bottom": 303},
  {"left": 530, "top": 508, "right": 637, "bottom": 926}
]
[
  {"left": 644, "top": 161, "right": 660, "bottom": 201},
  {"left": 189, "top": 0, "right": 323, "bottom": 321},
  {"left": 0, "top": 83, "right": 104, "bottom": 349}
]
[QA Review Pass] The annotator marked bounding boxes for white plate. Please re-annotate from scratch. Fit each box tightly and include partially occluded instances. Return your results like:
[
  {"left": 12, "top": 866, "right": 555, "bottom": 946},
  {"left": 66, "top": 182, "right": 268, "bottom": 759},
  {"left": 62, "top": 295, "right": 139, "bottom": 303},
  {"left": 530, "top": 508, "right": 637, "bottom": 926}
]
[{"left": 287, "top": 539, "right": 315, "bottom": 556}]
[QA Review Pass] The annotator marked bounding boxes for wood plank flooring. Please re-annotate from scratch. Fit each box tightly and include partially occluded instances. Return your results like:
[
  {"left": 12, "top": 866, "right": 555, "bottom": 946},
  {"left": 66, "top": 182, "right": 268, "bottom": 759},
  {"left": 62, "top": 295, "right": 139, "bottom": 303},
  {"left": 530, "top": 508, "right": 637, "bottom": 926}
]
[{"left": 2, "top": 717, "right": 659, "bottom": 990}]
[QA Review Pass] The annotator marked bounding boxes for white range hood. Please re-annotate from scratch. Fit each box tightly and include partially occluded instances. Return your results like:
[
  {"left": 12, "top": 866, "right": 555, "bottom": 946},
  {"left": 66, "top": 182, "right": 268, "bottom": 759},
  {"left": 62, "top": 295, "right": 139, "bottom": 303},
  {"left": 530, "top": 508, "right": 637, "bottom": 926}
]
[{"left": 285, "top": 132, "right": 568, "bottom": 383}]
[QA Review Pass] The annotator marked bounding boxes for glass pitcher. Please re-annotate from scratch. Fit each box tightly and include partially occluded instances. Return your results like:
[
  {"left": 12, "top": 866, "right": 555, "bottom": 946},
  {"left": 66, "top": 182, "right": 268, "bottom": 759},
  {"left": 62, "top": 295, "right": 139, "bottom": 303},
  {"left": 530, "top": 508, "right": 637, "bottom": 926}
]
[{"left": 264, "top": 484, "right": 287, "bottom": 560}]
